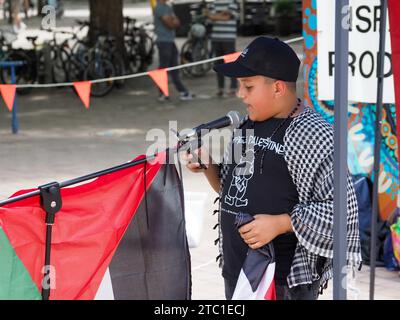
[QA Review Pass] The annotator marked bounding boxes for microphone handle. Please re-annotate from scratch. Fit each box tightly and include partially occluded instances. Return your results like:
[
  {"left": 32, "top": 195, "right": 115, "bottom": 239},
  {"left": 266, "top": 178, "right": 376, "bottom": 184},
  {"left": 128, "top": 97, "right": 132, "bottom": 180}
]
[{"left": 186, "top": 137, "right": 207, "bottom": 170}]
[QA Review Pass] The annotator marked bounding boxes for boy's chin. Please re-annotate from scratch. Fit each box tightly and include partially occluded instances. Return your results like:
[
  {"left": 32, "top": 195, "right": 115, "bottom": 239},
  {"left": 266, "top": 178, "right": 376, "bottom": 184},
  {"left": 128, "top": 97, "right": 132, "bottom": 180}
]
[
  {"left": 247, "top": 112, "right": 260, "bottom": 121},
  {"left": 246, "top": 109, "right": 255, "bottom": 121},
  {"left": 248, "top": 113, "right": 272, "bottom": 122}
]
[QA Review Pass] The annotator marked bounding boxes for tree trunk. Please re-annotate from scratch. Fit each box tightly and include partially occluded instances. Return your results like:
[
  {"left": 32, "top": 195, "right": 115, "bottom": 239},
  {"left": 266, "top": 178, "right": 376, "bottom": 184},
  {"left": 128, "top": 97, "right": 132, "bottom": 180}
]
[{"left": 89, "top": 0, "right": 125, "bottom": 57}]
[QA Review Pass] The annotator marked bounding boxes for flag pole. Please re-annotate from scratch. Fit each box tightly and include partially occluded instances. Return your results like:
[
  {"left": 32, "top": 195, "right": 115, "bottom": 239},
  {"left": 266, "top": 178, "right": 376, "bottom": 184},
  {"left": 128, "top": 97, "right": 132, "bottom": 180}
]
[
  {"left": 0, "top": 155, "right": 157, "bottom": 207},
  {"left": 369, "top": 0, "right": 388, "bottom": 301},
  {"left": 333, "top": 0, "right": 349, "bottom": 300},
  {"left": 0, "top": 136, "right": 206, "bottom": 208}
]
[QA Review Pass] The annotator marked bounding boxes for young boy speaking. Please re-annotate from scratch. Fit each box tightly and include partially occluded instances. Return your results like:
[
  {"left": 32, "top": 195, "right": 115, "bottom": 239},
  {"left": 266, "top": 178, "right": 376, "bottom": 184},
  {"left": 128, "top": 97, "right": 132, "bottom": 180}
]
[{"left": 184, "top": 36, "right": 362, "bottom": 300}]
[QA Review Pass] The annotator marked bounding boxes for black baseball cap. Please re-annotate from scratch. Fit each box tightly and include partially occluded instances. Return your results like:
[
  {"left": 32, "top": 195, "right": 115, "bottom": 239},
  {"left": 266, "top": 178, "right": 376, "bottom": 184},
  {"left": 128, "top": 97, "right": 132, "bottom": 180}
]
[{"left": 214, "top": 36, "right": 300, "bottom": 82}]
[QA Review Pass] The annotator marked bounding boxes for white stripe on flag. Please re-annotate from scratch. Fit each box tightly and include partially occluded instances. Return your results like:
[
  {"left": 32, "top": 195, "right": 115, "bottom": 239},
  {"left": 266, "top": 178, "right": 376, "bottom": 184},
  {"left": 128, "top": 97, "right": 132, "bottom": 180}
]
[
  {"left": 232, "top": 262, "right": 276, "bottom": 300},
  {"left": 95, "top": 268, "right": 115, "bottom": 300}
]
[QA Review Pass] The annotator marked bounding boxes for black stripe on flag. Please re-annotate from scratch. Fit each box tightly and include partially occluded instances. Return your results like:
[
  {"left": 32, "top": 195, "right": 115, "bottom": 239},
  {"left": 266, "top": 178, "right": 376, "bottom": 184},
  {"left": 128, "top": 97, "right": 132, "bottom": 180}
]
[{"left": 109, "top": 164, "right": 192, "bottom": 299}]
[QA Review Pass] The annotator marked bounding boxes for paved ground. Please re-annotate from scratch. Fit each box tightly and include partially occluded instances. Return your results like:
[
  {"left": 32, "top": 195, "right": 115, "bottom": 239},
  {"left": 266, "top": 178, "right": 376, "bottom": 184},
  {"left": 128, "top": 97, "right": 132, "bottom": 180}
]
[{"left": 0, "top": 0, "right": 399, "bottom": 300}]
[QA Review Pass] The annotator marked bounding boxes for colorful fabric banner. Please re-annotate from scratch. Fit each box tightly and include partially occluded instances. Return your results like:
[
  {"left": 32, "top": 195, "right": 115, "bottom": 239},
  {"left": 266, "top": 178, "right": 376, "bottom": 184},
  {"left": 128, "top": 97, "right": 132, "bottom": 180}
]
[
  {"left": 148, "top": 69, "right": 169, "bottom": 96},
  {"left": 0, "top": 84, "right": 16, "bottom": 112},
  {"left": 73, "top": 81, "right": 91, "bottom": 109}
]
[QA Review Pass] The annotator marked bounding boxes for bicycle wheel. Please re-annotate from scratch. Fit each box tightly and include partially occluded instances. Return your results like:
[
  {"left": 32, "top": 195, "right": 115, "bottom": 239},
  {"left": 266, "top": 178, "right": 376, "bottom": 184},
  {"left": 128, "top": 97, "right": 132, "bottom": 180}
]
[
  {"left": 51, "top": 47, "right": 69, "bottom": 83},
  {"left": 180, "top": 40, "right": 194, "bottom": 77},
  {"left": 1, "top": 50, "right": 35, "bottom": 95},
  {"left": 201, "top": 39, "right": 213, "bottom": 73},
  {"left": 138, "top": 33, "right": 154, "bottom": 71},
  {"left": 38, "top": 43, "right": 52, "bottom": 84},
  {"left": 65, "top": 57, "right": 85, "bottom": 82},
  {"left": 83, "top": 58, "right": 115, "bottom": 97},
  {"left": 125, "top": 40, "right": 141, "bottom": 74},
  {"left": 110, "top": 51, "right": 126, "bottom": 88},
  {"left": 188, "top": 40, "right": 211, "bottom": 77}
]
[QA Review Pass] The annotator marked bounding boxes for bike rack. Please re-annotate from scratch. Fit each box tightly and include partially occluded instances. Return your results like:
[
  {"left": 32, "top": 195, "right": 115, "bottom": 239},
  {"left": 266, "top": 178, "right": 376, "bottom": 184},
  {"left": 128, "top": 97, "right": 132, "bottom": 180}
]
[{"left": 0, "top": 60, "right": 25, "bottom": 134}]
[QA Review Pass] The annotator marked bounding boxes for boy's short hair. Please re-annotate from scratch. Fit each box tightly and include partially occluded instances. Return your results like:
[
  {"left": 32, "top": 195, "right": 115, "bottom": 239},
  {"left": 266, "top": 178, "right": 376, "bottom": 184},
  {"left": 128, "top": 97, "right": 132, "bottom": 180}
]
[
  {"left": 263, "top": 76, "right": 297, "bottom": 93},
  {"left": 214, "top": 36, "right": 300, "bottom": 82}
]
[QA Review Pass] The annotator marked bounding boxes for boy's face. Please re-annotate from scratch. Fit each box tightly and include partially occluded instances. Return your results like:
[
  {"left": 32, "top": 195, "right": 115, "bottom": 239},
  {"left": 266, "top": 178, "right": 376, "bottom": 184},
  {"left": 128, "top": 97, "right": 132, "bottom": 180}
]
[{"left": 236, "top": 76, "right": 281, "bottom": 122}]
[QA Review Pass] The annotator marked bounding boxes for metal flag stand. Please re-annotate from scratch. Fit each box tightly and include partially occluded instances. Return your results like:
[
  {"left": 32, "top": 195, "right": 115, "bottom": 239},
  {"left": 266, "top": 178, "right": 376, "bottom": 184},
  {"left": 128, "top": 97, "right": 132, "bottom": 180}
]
[{"left": 39, "top": 182, "right": 62, "bottom": 300}]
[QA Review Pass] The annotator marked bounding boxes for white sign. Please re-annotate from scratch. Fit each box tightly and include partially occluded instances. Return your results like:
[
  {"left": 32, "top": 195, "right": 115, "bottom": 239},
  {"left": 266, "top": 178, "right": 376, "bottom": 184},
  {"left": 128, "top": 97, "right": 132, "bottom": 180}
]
[{"left": 317, "top": 0, "right": 395, "bottom": 103}]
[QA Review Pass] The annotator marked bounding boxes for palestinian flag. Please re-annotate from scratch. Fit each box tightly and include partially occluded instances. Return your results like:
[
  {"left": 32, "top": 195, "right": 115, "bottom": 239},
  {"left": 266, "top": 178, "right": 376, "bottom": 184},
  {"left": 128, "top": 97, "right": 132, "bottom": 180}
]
[
  {"left": 0, "top": 152, "right": 191, "bottom": 300},
  {"left": 231, "top": 213, "right": 276, "bottom": 300}
]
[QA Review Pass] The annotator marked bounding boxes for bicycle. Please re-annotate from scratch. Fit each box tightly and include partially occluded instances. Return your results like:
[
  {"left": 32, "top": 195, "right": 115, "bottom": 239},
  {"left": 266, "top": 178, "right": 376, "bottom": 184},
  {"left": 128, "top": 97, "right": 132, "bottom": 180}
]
[
  {"left": 124, "top": 17, "right": 155, "bottom": 73},
  {"left": 83, "top": 35, "right": 116, "bottom": 97},
  {"left": 180, "top": 17, "right": 213, "bottom": 77},
  {"left": 44, "top": 29, "right": 75, "bottom": 83},
  {"left": 0, "top": 30, "right": 33, "bottom": 94},
  {"left": 0, "top": 33, "right": 51, "bottom": 95}
]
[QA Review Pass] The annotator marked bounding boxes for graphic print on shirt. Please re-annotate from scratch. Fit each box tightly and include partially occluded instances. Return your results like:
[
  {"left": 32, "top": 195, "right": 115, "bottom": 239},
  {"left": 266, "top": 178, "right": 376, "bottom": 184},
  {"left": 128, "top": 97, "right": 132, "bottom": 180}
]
[
  {"left": 225, "top": 149, "right": 254, "bottom": 207},
  {"left": 224, "top": 133, "right": 286, "bottom": 209}
]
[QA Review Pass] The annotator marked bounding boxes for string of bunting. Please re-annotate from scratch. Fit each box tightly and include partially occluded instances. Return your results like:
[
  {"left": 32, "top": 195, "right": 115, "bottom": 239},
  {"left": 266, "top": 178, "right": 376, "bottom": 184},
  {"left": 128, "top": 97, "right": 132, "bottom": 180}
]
[{"left": 0, "top": 37, "right": 303, "bottom": 110}]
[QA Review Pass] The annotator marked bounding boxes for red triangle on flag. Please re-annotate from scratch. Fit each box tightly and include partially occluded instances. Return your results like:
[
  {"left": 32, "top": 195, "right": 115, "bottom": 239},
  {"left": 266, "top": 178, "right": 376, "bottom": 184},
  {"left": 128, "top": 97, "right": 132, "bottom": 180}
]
[
  {"left": 223, "top": 52, "right": 241, "bottom": 64},
  {"left": 148, "top": 69, "right": 169, "bottom": 96},
  {"left": 73, "top": 81, "right": 91, "bottom": 109},
  {"left": 0, "top": 84, "right": 16, "bottom": 112}
]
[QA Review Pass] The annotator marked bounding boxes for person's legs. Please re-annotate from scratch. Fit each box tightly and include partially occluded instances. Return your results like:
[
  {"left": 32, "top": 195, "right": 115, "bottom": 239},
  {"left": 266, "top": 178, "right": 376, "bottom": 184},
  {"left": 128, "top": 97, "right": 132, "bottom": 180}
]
[
  {"left": 276, "top": 281, "right": 320, "bottom": 300},
  {"left": 23, "top": 0, "right": 28, "bottom": 17},
  {"left": 156, "top": 42, "right": 173, "bottom": 99},
  {"left": 170, "top": 42, "right": 188, "bottom": 94},
  {"left": 212, "top": 41, "right": 225, "bottom": 93},
  {"left": 275, "top": 284, "right": 292, "bottom": 300},
  {"left": 157, "top": 42, "right": 172, "bottom": 69},
  {"left": 11, "top": 0, "right": 21, "bottom": 26}
]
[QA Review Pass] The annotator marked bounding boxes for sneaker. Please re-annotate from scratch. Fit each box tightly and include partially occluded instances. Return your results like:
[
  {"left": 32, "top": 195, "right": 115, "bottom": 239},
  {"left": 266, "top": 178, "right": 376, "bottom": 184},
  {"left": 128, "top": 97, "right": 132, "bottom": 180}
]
[
  {"left": 180, "top": 92, "right": 195, "bottom": 101},
  {"left": 158, "top": 94, "right": 170, "bottom": 102}
]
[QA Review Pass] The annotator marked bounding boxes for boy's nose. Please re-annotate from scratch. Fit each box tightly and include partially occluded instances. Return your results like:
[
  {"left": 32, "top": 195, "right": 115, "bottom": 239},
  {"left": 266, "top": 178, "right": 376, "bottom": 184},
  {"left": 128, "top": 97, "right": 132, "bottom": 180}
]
[{"left": 236, "top": 88, "right": 245, "bottom": 99}]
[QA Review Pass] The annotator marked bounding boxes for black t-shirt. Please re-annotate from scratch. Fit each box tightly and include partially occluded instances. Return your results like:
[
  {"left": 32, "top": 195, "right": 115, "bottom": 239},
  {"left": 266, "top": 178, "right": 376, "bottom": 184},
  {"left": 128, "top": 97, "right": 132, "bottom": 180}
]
[{"left": 220, "top": 117, "right": 299, "bottom": 286}]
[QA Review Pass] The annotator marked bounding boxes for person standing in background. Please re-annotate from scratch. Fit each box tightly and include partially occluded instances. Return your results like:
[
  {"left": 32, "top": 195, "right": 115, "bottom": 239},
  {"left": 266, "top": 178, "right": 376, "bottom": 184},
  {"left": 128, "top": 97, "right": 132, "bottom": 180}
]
[
  {"left": 153, "top": 0, "right": 195, "bottom": 101},
  {"left": 11, "top": 0, "right": 27, "bottom": 34},
  {"left": 206, "top": 0, "right": 239, "bottom": 98}
]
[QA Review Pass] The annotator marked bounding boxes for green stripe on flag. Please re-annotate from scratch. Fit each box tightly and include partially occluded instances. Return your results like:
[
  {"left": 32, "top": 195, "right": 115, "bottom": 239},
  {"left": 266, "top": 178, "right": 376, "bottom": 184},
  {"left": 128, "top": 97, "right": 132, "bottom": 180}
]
[{"left": 0, "top": 227, "right": 41, "bottom": 300}]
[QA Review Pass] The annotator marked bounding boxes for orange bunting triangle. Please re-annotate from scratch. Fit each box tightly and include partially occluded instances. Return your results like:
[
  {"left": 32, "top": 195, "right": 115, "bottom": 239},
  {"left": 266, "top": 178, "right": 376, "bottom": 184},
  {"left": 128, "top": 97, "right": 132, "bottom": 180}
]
[
  {"left": 0, "top": 84, "right": 16, "bottom": 112},
  {"left": 148, "top": 68, "right": 169, "bottom": 96},
  {"left": 73, "top": 81, "right": 91, "bottom": 109},
  {"left": 223, "top": 52, "right": 241, "bottom": 63}
]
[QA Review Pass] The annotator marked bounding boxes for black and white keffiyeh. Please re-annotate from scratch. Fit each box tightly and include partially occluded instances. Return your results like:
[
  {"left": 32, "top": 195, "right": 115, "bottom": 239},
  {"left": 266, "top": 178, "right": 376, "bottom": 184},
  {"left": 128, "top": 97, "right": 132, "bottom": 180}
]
[{"left": 216, "top": 106, "right": 362, "bottom": 291}]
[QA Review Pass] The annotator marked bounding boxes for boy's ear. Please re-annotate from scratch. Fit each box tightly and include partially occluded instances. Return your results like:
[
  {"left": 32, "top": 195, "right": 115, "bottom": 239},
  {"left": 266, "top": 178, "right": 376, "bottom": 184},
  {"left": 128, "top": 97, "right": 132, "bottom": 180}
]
[{"left": 274, "top": 80, "right": 286, "bottom": 98}]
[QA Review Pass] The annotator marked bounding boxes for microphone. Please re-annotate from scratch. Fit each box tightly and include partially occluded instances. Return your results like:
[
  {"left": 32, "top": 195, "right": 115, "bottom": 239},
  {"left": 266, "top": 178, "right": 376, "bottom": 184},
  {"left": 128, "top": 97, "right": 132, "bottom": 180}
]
[{"left": 180, "top": 111, "right": 242, "bottom": 141}]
